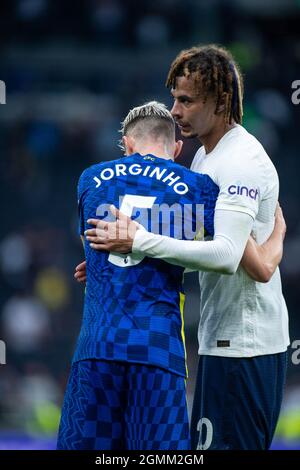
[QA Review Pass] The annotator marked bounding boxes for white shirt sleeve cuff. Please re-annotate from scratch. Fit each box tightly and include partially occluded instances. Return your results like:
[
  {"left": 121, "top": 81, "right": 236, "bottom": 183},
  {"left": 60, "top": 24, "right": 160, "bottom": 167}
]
[{"left": 132, "top": 225, "right": 148, "bottom": 254}]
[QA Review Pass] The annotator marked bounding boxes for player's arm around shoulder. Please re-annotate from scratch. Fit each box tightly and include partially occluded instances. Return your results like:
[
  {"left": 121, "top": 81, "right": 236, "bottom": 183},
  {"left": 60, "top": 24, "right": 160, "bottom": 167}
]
[{"left": 241, "top": 204, "right": 286, "bottom": 282}]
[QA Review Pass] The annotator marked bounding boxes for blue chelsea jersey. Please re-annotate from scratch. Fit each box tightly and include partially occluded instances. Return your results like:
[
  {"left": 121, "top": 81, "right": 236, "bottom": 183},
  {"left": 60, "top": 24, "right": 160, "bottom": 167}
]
[{"left": 74, "top": 153, "right": 219, "bottom": 377}]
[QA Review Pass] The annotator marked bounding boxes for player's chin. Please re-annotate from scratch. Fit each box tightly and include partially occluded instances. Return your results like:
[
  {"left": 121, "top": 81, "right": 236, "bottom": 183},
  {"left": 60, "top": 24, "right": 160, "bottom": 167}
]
[
  {"left": 185, "top": 132, "right": 198, "bottom": 139},
  {"left": 179, "top": 128, "right": 197, "bottom": 139}
]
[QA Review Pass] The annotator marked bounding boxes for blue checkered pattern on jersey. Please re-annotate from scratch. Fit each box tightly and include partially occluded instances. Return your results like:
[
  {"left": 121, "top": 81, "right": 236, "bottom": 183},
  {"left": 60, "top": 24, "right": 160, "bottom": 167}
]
[
  {"left": 74, "top": 154, "right": 219, "bottom": 377},
  {"left": 57, "top": 359, "right": 190, "bottom": 450}
]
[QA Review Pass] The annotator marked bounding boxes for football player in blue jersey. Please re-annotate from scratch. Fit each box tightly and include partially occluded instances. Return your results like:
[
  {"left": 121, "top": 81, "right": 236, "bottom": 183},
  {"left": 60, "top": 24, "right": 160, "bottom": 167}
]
[{"left": 57, "top": 101, "right": 219, "bottom": 450}]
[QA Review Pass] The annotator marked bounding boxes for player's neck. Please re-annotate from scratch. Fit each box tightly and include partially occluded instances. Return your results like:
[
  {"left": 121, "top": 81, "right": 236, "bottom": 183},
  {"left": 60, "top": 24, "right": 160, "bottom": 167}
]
[
  {"left": 133, "top": 147, "right": 173, "bottom": 161},
  {"left": 201, "top": 121, "right": 237, "bottom": 155}
]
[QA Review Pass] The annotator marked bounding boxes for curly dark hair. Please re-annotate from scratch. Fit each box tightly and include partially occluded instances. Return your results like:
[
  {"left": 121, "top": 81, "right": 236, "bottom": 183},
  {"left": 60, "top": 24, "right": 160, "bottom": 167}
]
[{"left": 166, "top": 44, "right": 244, "bottom": 125}]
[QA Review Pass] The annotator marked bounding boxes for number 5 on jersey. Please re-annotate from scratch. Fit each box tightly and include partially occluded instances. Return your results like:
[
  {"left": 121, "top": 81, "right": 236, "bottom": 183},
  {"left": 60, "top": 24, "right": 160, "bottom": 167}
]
[{"left": 106, "top": 194, "right": 157, "bottom": 268}]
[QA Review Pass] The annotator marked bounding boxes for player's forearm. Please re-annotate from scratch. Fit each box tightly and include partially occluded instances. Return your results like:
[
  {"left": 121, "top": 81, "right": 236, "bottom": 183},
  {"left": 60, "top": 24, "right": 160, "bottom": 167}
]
[
  {"left": 133, "top": 231, "right": 236, "bottom": 273},
  {"left": 241, "top": 226, "right": 284, "bottom": 283},
  {"left": 133, "top": 210, "right": 253, "bottom": 274},
  {"left": 264, "top": 223, "right": 285, "bottom": 267}
]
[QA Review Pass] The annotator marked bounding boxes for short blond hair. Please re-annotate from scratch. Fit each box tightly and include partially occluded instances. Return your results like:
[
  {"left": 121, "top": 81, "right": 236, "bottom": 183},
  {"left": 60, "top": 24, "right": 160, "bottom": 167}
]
[{"left": 119, "top": 101, "right": 175, "bottom": 151}]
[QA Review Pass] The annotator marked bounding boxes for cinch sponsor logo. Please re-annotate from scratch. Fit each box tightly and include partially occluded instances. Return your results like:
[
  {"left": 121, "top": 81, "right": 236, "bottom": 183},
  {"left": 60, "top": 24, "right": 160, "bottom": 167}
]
[{"left": 228, "top": 185, "right": 259, "bottom": 200}]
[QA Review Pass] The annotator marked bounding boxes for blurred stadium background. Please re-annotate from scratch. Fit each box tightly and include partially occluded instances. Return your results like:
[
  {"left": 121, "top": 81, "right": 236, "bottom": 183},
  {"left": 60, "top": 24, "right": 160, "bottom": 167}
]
[{"left": 0, "top": 0, "right": 300, "bottom": 450}]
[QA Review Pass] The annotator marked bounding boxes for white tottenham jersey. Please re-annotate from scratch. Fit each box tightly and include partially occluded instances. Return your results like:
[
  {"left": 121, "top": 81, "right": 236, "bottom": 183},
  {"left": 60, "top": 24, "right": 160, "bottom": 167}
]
[{"left": 191, "top": 124, "right": 289, "bottom": 357}]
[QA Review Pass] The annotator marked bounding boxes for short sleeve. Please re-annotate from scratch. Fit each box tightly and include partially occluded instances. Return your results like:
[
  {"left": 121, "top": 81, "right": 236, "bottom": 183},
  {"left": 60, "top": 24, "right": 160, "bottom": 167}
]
[{"left": 215, "top": 152, "right": 261, "bottom": 220}]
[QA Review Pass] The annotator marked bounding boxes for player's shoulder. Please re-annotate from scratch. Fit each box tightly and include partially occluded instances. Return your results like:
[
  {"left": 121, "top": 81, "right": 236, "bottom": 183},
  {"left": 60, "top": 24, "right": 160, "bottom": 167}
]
[
  {"left": 214, "top": 126, "right": 276, "bottom": 178},
  {"left": 216, "top": 126, "right": 279, "bottom": 200},
  {"left": 188, "top": 168, "right": 218, "bottom": 192},
  {"left": 169, "top": 158, "right": 213, "bottom": 183},
  {"left": 225, "top": 125, "right": 270, "bottom": 163},
  {"left": 79, "top": 156, "right": 126, "bottom": 180},
  {"left": 169, "top": 160, "right": 219, "bottom": 202},
  {"left": 192, "top": 145, "right": 205, "bottom": 166},
  {"left": 238, "top": 128, "right": 278, "bottom": 180},
  {"left": 77, "top": 157, "right": 125, "bottom": 197},
  {"left": 187, "top": 166, "right": 218, "bottom": 193}
]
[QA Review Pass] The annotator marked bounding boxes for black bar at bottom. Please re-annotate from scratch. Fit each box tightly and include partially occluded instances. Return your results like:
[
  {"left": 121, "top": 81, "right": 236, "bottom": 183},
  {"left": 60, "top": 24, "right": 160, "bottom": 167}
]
[{"left": 0, "top": 450, "right": 299, "bottom": 466}]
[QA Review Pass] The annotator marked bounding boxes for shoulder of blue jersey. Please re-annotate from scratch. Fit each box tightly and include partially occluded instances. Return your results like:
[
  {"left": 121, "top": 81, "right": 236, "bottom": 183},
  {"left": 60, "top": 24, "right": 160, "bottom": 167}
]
[
  {"left": 77, "top": 156, "right": 126, "bottom": 195},
  {"left": 78, "top": 154, "right": 219, "bottom": 203},
  {"left": 79, "top": 155, "right": 126, "bottom": 180}
]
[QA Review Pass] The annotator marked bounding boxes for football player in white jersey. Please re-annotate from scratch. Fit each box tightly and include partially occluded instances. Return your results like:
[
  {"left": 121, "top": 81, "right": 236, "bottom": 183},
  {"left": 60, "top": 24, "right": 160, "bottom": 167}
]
[{"left": 76, "top": 45, "right": 289, "bottom": 450}]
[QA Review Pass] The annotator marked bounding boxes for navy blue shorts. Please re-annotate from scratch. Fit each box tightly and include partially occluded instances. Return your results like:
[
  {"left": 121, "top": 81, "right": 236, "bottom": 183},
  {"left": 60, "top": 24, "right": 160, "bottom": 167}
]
[
  {"left": 191, "top": 352, "right": 287, "bottom": 450},
  {"left": 57, "top": 359, "right": 190, "bottom": 450}
]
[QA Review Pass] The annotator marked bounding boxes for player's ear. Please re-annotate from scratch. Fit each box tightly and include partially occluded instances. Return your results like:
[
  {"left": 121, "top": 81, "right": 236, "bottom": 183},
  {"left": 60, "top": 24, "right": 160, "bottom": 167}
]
[
  {"left": 174, "top": 140, "right": 183, "bottom": 160},
  {"left": 123, "top": 135, "right": 135, "bottom": 155}
]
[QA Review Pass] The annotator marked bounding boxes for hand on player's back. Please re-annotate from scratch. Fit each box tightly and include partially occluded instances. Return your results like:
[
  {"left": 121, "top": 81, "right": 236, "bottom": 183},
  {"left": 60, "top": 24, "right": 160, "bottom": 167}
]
[{"left": 85, "top": 205, "right": 138, "bottom": 254}]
